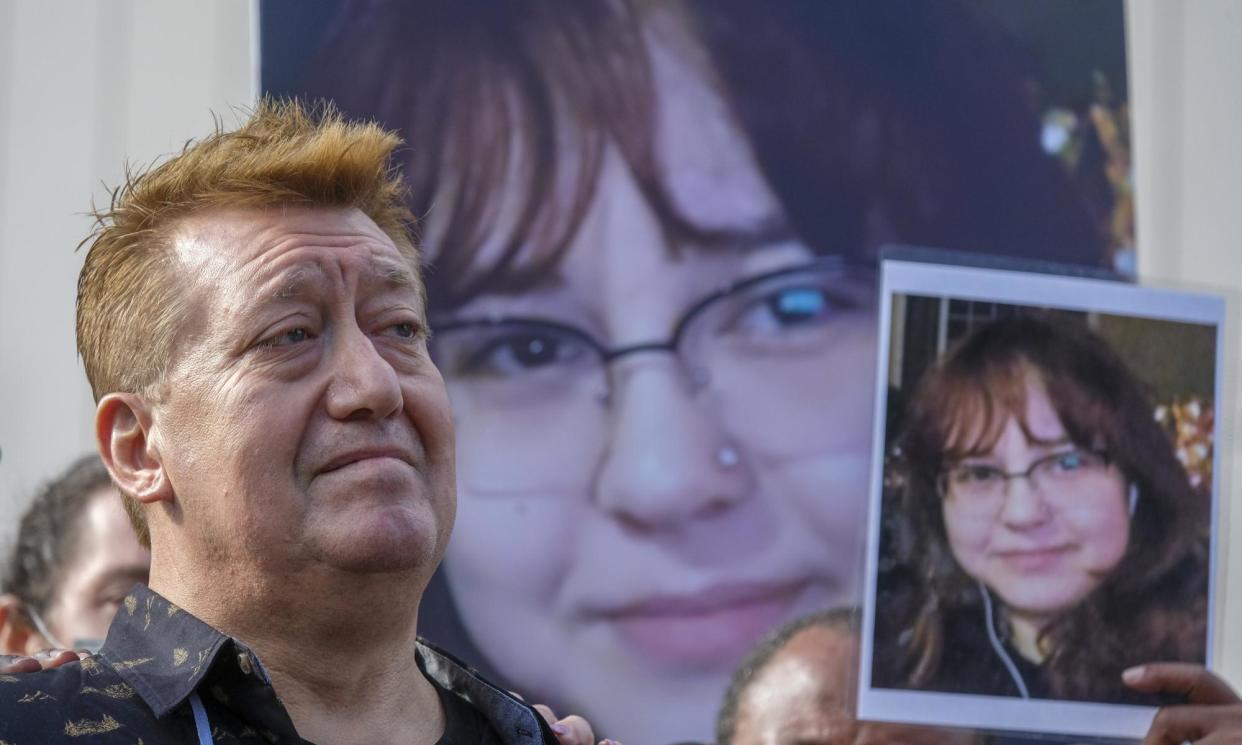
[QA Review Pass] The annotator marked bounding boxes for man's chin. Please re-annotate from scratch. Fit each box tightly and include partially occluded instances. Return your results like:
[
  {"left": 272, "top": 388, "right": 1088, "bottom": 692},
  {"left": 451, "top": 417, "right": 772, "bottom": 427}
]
[
  {"left": 308, "top": 509, "right": 447, "bottom": 575},
  {"left": 325, "top": 551, "right": 429, "bottom": 575}
]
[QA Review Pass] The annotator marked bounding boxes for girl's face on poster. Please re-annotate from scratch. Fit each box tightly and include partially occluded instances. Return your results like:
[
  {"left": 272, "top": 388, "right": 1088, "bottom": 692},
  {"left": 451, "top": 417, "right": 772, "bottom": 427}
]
[
  {"left": 429, "top": 35, "right": 879, "bottom": 742},
  {"left": 940, "top": 375, "right": 1131, "bottom": 623}
]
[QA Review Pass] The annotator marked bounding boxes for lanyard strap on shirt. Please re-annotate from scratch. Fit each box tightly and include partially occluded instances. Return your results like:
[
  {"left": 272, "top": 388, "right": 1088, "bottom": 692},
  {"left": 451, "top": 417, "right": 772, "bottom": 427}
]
[{"left": 189, "top": 691, "right": 214, "bottom": 745}]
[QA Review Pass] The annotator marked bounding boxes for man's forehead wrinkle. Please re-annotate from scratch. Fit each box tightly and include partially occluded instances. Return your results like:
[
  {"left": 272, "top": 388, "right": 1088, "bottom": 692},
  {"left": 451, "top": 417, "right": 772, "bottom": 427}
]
[
  {"left": 271, "top": 266, "right": 317, "bottom": 300},
  {"left": 167, "top": 224, "right": 235, "bottom": 283},
  {"left": 235, "top": 250, "right": 417, "bottom": 307}
]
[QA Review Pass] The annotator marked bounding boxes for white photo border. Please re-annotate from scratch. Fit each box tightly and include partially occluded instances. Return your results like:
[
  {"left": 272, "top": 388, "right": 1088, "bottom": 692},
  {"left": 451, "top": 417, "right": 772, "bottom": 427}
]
[{"left": 857, "top": 260, "right": 1225, "bottom": 739}]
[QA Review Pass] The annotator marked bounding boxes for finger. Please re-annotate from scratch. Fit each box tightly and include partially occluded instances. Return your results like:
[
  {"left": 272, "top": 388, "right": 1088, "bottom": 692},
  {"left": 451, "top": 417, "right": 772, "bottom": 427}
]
[
  {"left": 509, "top": 690, "right": 526, "bottom": 702},
  {"left": 531, "top": 704, "right": 575, "bottom": 744},
  {"left": 529, "top": 703, "right": 599, "bottom": 745},
  {"left": 532, "top": 703, "right": 556, "bottom": 724},
  {"left": 33, "top": 649, "right": 82, "bottom": 670},
  {"left": 1123, "top": 663, "right": 1241, "bottom": 705},
  {"left": 1140, "top": 704, "right": 1242, "bottom": 745},
  {"left": 552, "top": 714, "right": 595, "bottom": 745},
  {"left": 0, "top": 655, "right": 41, "bottom": 674}
]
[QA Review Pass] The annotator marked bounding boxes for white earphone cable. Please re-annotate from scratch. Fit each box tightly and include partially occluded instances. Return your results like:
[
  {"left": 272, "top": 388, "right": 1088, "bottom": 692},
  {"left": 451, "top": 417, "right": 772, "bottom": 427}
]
[{"left": 980, "top": 581, "right": 1031, "bottom": 699}]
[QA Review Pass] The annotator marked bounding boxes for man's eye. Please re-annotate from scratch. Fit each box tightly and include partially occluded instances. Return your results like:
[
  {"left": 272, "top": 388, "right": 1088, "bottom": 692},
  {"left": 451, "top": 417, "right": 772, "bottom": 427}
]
[
  {"left": 264, "top": 327, "right": 313, "bottom": 347},
  {"left": 387, "top": 322, "right": 418, "bottom": 339}
]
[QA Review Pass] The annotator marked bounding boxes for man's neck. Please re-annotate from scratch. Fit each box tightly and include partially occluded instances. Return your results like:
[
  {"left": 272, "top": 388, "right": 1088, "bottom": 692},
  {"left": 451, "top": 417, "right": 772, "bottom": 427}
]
[{"left": 148, "top": 557, "right": 445, "bottom": 745}]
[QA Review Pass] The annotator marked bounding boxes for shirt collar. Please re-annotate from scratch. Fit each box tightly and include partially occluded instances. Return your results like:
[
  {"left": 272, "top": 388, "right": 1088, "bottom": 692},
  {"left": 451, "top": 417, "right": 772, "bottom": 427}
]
[
  {"left": 99, "top": 585, "right": 242, "bottom": 718},
  {"left": 101, "top": 586, "right": 553, "bottom": 743},
  {"left": 417, "top": 638, "right": 556, "bottom": 743}
]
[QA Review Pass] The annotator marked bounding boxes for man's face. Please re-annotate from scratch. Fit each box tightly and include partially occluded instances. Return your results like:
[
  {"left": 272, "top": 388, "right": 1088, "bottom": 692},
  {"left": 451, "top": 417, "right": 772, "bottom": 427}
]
[
  {"left": 152, "top": 206, "right": 455, "bottom": 578},
  {"left": 44, "top": 488, "right": 150, "bottom": 646},
  {"left": 732, "top": 625, "right": 861, "bottom": 745}
]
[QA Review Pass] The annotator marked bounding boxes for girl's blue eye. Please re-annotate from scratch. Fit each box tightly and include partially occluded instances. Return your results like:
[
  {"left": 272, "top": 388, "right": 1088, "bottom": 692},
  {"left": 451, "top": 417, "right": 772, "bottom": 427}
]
[
  {"left": 769, "top": 287, "right": 829, "bottom": 326},
  {"left": 727, "top": 285, "right": 836, "bottom": 336},
  {"left": 1056, "top": 452, "right": 1084, "bottom": 470}
]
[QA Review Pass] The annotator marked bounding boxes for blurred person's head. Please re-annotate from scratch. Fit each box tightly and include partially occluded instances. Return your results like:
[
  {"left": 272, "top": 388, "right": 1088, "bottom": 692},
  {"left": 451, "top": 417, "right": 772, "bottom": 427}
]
[
  {"left": 0, "top": 455, "right": 149, "bottom": 654},
  {"left": 77, "top": 100, "right": 455, "bottom": 616},
  {"left": 303, "top": 1, "right": 1109, "bottom": 740},
  {"left": 895, "top": 314, "right": 1208, "bottom": 699},
  {"left": 717, "top": 609, "right": 976, "bottom": 745}
]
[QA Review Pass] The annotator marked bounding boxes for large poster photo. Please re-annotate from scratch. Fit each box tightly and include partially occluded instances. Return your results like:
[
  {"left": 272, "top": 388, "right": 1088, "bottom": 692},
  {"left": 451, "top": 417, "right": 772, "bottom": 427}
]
[{"left": 260, "top": 2, "right": 1133, "bottom": 741}]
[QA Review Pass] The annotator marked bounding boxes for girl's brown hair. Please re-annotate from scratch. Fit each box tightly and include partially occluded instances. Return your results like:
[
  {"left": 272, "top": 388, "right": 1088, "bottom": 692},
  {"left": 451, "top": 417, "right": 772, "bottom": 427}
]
[{"left": 301, "top": 0, "right": 1109, "bottom": 315}]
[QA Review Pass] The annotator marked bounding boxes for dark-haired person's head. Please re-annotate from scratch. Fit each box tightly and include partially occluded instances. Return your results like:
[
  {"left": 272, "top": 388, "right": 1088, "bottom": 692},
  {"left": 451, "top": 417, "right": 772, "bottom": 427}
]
[
  {"left": 893, "top": 314, "right": 1208, "bottom": 701},
  {"left": 300, "top": 2, "right": 1110, "bottom": 740},
  {"left": 717, "top": 609, "right": 976, "bottom": 745},
  {"left": 0, "top": 455, "right": 149, "bottom": 655}
]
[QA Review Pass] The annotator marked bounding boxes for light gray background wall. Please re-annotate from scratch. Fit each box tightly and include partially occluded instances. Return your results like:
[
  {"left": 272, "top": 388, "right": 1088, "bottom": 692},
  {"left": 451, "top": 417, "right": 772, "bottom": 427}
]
[
  {"left": 0, "top": 0, "right": 253, "bottom": 524},
  {"left": 0, "top": 0, "right": 1239, "bottom": 685}
]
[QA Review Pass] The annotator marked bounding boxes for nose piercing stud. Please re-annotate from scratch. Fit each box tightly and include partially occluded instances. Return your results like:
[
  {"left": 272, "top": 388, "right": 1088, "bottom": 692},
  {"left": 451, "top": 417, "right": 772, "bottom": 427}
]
[{"left": 716, "top": 445, "right": 740, "bottom": 469}]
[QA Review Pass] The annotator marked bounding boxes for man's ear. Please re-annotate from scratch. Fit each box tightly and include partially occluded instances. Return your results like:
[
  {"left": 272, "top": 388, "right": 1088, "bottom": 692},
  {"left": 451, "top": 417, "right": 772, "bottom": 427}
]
[
  {"left": 96, "top": 393, "right": 173, "bottom": 506},
  {"left": 0, "top": 594, "right": 47, "bottom": 656}
]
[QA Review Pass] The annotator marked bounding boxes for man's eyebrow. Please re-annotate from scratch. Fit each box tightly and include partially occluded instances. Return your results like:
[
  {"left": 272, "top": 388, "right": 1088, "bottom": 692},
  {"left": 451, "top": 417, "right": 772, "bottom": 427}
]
[
  {"left": 374, "top": 262, "right": 419, "bottom": 290},
  {"left": 266, "top": 263, "right": 419, "bottom": 303},
  {"left": 273, "top": 267, "right": 314, "bottom": 299}
]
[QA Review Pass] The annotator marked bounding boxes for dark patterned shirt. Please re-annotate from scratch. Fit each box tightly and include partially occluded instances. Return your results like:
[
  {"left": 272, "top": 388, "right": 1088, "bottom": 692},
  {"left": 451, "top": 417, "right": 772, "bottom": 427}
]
[{"left": 0, "top": 586, "right": 556, "bottom": 744}]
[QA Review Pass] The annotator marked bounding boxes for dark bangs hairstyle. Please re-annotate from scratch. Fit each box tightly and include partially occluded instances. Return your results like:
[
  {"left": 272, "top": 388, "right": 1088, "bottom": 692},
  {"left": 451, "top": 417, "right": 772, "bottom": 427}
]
[
  {"left": 300, "top": 0, "right": 1108, "bottom": 317},
  {"left": 895, "top": 315, "right": 1208, "bottom": 700}
]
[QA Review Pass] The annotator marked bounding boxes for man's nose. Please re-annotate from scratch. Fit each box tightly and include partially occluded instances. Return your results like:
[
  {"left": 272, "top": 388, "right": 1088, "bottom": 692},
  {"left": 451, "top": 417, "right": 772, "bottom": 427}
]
[
  {"left": 323, "top": 323, "right": 403, "bottom": 421},
  {"left": 592, "top": 355, "right": 753, "bottom": 532}
]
